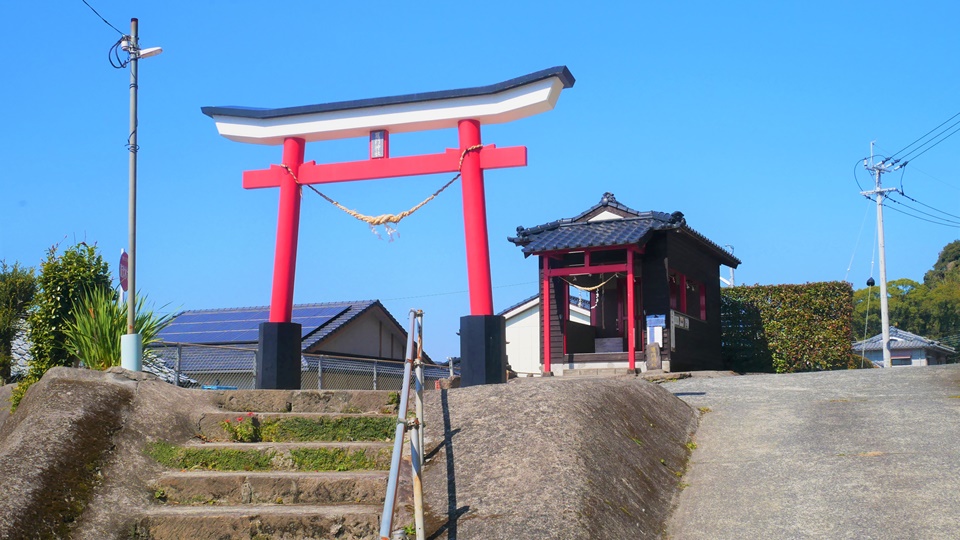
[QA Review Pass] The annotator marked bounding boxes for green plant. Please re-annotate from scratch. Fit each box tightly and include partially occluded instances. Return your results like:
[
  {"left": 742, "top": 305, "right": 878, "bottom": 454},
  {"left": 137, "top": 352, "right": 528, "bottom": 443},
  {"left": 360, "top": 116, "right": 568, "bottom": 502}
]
[
  {"left": 13, "top": 242, "right": 110, "bottom": 410},
  {"left": 220, "top": 412, "right": 260, "bottom": 442},
  {"left": 63, "top": 286, "right": 174, "bottom": 371},
  {"left": 697, "top": 406, "right": 712, "bottom": 414},
  {"left": 387, "top": 391, "right": 401, "bottom": 406},
  {"left": 685, "top": 442, "right": 698, "bottom": 451},
  {"left": 260, "top": 416, "right": 395, "bottom": 443},
  {"left": 289, "top": 447, "right": 386, "bottom": 471},
  {"left": 0, "top": 261, "right": 37, "bottom": 383},
  {"left": 145, "top": 441, "right": 276, "bottom": 471},
  {"left": 722, "top": 282, "right": 856, "bottom": 373},
  {"left": 402, "top": 524, "right": 416, "bottom": 535}
]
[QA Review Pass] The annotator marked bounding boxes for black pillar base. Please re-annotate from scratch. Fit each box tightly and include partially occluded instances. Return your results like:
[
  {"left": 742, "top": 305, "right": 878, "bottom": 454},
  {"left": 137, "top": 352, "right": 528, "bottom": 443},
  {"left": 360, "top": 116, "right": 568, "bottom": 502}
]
[
  {"left": 257, "top": 322, "right": 302, "bottom": 389},
  {"left": 459, "top": 315, "right": 507, "bottom": 387}
]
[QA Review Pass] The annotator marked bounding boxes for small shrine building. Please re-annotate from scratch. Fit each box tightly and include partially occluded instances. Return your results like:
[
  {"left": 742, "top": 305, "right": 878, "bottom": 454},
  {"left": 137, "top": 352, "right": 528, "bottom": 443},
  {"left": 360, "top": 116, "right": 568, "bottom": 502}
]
[{"left": 508, "top": 193, "right": 740, "bottom": 373}]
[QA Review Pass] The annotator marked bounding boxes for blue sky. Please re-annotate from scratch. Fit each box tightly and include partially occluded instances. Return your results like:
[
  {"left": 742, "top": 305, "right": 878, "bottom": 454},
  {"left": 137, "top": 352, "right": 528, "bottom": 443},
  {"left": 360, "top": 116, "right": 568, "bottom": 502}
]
[{"left": 2, "top": 1, "right": 959, "bottom": 360}]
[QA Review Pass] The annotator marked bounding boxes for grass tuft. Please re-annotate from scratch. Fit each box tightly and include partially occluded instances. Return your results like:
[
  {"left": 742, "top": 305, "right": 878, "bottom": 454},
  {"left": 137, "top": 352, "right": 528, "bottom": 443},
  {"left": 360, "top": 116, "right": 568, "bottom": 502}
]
[
  {"left": 290, "top": 448, "right": 387, "bottom": 471},
  {"left": 146, "top": 441, "right": 275, "bottom": 471},
  {"left": 260, "top": 416, "right": 395, "bottom": 443}
]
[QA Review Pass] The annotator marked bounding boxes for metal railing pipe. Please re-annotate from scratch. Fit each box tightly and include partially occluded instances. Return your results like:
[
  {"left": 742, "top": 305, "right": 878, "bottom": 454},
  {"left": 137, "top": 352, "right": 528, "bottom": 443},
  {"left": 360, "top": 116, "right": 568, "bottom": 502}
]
[
  {"left": 174, "top": 343, "right": 182, "bottom": 387},
  {"left": 409, "top": 419, "right": 425, "bottom": 540},
  {"left": 414, "top": 318, "right": 425, "bottom": 466},
  {"left": 379, "top": 309, "right": 418, "bottom": 539}
]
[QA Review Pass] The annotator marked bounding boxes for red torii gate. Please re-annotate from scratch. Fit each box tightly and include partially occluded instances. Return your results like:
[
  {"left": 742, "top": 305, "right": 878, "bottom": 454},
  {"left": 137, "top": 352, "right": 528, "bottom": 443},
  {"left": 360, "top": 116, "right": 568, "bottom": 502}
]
[{"left": 202, "top": 66, "right": 574, "bottom": 388}]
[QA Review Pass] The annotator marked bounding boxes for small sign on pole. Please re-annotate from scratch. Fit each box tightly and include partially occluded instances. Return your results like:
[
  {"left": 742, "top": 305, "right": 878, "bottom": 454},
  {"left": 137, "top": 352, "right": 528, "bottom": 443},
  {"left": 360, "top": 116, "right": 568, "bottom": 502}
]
[{"left": 119, "top": 250, "right": 129, "bottom": 292}]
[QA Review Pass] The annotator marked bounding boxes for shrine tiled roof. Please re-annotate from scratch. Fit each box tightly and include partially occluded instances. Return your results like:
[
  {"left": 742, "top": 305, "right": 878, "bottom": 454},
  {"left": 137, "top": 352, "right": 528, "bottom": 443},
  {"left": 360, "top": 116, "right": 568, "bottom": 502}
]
[
  {"left": 508, "top": 192, "right": 741, "bottom": 267},
  {"left": 508, "top": 216, "right": 663, "bottom": 254}
]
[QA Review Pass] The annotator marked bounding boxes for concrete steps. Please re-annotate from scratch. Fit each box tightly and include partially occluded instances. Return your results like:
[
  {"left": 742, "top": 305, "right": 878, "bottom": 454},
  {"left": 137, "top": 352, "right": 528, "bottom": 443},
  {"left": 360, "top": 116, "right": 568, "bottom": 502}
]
[
  {"left": 197, "top": 412, "right": 397, "bottom": 442},
  {"left": 154, "top": 470, "right": 388, "bottom": 506},
  {"left": 133, "top": 504, "right": 381, "bottom": 540},
  {"left": 137, "top": 390, "right": 403, "bottom": 540}
]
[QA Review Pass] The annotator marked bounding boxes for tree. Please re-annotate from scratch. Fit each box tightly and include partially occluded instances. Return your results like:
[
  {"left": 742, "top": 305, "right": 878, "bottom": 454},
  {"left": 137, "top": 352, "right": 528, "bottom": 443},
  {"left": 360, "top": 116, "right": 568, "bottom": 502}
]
[
  {"left": 12, "top": 242, "right": 111, "bottom": 410},
  {"left": 63, "top": 286, "right": 173, "bottom": 371},
  {"left": 923, "top": 240, "right": 960, "bottom": 286},
  {"left": 853, "top": 241, "right": 960, "bottom": 352},
  {"left": 0, "top": 261, "right": 37, "bottom": 382}
]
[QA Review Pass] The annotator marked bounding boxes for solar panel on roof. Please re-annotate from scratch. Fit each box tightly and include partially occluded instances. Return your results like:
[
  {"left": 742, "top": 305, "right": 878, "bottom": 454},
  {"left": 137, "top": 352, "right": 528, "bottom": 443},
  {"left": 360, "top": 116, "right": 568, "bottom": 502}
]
[{"left": 158, "top": 305, "right": 350, "bottom": 345}]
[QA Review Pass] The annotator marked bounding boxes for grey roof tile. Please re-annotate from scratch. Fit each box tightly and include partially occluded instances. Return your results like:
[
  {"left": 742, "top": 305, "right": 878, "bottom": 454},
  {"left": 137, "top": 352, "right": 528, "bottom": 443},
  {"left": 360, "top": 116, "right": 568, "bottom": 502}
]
[
  {"left": 852, "top": 327, "right": 956, "bottom": 354},
  {"left": 508, "top": 192, "right": 741, "bottom": 267}
]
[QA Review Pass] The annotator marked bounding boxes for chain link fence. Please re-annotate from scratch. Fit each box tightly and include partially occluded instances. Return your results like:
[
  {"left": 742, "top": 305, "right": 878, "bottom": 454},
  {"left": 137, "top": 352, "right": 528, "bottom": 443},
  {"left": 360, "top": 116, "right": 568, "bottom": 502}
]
[{"left": 148, "top": 342, "right": 458, "bottom": 391}]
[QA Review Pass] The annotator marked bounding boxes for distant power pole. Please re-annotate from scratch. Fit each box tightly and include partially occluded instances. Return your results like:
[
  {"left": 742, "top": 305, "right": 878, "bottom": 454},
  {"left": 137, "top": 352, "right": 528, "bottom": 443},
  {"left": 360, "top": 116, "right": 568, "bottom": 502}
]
[{"left": 861, "top": 142, "right": 900, "bottom": 368}]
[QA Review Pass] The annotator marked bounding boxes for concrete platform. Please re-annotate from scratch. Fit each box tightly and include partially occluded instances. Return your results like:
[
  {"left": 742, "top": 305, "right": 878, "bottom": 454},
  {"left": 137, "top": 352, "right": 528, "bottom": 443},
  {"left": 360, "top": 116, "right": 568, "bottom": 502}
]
[{"left": 666, "top": 365, "right": 960, "bottom": 540}]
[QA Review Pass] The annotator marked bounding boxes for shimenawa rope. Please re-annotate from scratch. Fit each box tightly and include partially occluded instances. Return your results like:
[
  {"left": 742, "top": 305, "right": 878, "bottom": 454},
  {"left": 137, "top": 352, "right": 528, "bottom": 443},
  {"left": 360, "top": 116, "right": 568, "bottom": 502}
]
[{"left": 278, "top": 144, "right": 483, "bottom": 239}]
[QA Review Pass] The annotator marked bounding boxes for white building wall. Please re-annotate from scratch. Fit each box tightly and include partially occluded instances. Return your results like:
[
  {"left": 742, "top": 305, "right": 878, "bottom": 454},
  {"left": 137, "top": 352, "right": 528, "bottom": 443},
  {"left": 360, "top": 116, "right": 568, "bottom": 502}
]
[
  {"left": 504, "top": 300, "right": 591, "bottom": 376},
  {"left": 505, "top": 304, "right": 541, "bottom": 376}
]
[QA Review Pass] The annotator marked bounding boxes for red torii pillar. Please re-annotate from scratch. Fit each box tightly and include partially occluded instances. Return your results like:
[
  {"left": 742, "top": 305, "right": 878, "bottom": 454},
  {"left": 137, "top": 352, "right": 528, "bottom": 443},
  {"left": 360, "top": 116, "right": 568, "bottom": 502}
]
[{"left": 202, "top": 66, "right": 575, "bottom": 388}]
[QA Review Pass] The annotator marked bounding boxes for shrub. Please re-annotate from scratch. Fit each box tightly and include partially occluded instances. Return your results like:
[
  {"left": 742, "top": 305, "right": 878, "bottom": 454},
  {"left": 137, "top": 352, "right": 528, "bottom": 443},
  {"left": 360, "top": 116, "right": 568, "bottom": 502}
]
[
  {"left": 721, "top": 282, "right": 857, "bottom": 373},
  {"left": 63, "top": 286, "right": 173, "bottom": 371}
]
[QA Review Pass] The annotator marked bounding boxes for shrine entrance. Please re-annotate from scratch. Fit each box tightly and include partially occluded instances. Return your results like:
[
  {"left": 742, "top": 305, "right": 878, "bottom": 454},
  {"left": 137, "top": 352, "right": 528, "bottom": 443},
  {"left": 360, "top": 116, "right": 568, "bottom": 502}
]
[
  {"left": 202, "top": 67, "right": 574, "bottom": 388},
  {"left": 543, "top": 246, "right": 643, "bottom": 370}
]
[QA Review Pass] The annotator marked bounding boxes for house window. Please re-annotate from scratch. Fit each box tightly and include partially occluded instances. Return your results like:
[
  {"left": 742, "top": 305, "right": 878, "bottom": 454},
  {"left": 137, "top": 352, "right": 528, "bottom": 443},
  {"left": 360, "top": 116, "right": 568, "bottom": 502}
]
[{"left": 891, "top": 356, "right": 912, "bottom": 367}]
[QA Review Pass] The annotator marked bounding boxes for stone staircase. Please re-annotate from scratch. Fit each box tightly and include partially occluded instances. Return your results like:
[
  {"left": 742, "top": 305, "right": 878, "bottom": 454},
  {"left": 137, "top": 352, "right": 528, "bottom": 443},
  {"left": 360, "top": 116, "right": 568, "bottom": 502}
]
[{"left": 133, "top": 390, "right": 404, "bottom": 540}]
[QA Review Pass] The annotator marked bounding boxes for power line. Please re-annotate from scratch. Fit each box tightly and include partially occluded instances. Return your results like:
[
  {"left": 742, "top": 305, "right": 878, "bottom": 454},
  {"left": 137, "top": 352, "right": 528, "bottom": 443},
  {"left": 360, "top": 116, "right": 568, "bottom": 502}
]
[
  {"left": 889, "top": 110, "right": 960, "bottom": 159},
  {"left": 80, "top": 0, "right": 124, "bottom": 35},
  {"left": 875, "top": 143, "right": 960, "bottom": 192},
  {"left": 853, "top": 158, "right": 868, "bottom": 192},
  {"left": 885, "top": 195, "right": 960, "bottom": 225},
  {"left": 882, "top": 201, "right": 960, "bottom": 228},
  {"left": 896, "top": 189, "right": 960, "bottom": 221},
  {"left": 900, "top": 121, "right": 960, "bottom": 162},
  {"left": 844, "top": 201, "right": 872, "bottom": 282}
]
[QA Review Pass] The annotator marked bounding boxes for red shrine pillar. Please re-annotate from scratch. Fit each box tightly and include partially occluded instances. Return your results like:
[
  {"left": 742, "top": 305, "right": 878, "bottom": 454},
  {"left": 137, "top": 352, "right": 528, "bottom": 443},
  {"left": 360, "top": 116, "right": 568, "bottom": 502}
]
[
  {"left": 270, "top": 137, "right": 306, "bottom": 323},
  {"left": 457, "top": 119, "right": 506, "bottom": 386},
  {"left": 257, "top": 137, "right": 305, "bottom": 390},
  {"left": 627, "top": 248, "right": 636, "bottom": 371},
  {"left": 457, "top": 119, "right": 494, "bottom": 316}
]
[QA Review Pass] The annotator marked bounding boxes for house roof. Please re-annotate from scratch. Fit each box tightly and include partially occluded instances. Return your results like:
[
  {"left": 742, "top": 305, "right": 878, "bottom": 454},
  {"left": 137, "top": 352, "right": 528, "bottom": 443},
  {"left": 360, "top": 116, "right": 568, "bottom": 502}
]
[
  {"left": 852, "top": 327, "right": 956, "bottom": 355},
  {"left": 157, "top": 300, "right": 386, "bottom": 349},
  {"left": 498, "top": 293, "right": 592, "bottom": 319},
  {"left": 152, "top": 300, "right": 421, "bottom": 373},
  {"left": 508, "top": 192, "right": 741, "bottom": 267},
  {"left": 498, "top": 294, "right": 539, "bottom": 318}
]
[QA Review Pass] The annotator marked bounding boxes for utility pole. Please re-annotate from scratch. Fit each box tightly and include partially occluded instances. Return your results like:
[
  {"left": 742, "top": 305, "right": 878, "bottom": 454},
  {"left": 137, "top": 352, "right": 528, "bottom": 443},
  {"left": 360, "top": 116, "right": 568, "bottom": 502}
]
[
  {"left": 119, "top": 19, "right": 162, "bottom": 372},
  {"left": 861, "top": 142, "right": 899, "bottom": 368}
]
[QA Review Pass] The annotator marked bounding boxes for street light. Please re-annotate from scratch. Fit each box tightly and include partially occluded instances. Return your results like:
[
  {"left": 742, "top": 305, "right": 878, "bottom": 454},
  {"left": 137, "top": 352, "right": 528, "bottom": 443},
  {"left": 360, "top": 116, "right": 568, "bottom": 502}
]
[{"left": 120, "top": 18, "right": 162, "bottom": 372}]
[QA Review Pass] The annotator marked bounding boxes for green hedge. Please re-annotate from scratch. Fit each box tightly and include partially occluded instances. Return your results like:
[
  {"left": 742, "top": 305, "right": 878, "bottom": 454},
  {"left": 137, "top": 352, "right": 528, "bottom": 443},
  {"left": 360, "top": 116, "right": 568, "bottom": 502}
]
[{"left": 721, "top": 282, "right": 857, "bottom": 373}]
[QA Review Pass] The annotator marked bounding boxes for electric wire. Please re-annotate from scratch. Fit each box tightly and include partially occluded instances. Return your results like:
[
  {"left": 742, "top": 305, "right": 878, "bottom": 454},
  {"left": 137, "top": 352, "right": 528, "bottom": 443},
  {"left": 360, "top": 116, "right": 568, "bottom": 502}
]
[
  {"left": 109, "top": 37, "right": 129, "bottom": 69},
  {"left": 844, "top": 201, "right": 872, "bottom": 282},
  {"left": 889, "top": 110, "right": 960, "bottom": 159},
  {"left": 859, "top": 220, "right": 878, "bottom": 368},
  {"left": 853, "top": 158, "right": 867, "bottom": 192},
  {"left": 899, "top": 121, "right": 960, "bottom": 163},
  {"left": 80, "top": 0, "right": 124, "bottom": 35},
  {"left": 885, "top": 196, "right": 960, "bottom": 225},
  {"left": 896, "top": 189, "right": 960, "bottom": 221},
  {"left": 882, "top": 201, "right": 960, "bottom": 228}
]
